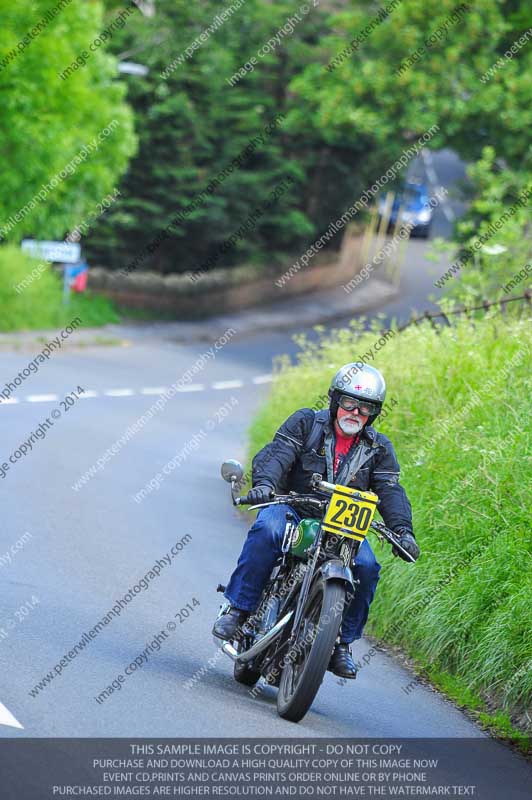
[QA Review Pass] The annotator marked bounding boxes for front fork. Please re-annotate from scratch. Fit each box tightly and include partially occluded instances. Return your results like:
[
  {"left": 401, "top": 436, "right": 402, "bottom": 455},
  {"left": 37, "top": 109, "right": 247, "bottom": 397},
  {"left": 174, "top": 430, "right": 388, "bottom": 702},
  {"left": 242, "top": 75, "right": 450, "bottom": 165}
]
[
  {"left": 290, "top": 527, "right": 324, "bottom": 637},
  {"left": 289, "top": 531, "right": 358, "bottom": 648}
]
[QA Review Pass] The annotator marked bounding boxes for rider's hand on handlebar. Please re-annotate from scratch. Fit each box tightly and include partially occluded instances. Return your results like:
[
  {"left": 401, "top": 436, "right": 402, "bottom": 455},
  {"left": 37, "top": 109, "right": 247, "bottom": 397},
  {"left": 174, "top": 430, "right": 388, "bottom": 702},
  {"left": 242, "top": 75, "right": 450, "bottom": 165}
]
[
  {"left": 392, "top": 529, "right": 420, "bottom": 562},
  {"left": 247, "top": 484, "right": 274, "bottom": 504}
]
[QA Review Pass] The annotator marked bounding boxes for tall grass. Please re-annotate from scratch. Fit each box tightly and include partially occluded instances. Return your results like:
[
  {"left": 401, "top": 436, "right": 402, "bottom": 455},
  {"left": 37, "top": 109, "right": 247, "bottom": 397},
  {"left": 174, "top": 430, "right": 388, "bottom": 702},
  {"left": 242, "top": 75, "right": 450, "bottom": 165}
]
[
  {"left": 0, "top": 246, "right": 118, "bottom": 331},
  {"left": 248, "top": 314, "right": 532, "bottom": 720}
]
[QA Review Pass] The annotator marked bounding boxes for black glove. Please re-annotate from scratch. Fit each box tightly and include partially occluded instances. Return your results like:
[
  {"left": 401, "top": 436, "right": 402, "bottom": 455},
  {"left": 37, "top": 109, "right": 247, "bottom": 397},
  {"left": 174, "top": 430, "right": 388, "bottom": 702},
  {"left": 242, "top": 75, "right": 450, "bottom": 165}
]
[
  {"left": 247, "top": 484, "right": 274, "bottom": 505},
  {"left": 392, "top": 529, "right": 420, "bottom": 562}
]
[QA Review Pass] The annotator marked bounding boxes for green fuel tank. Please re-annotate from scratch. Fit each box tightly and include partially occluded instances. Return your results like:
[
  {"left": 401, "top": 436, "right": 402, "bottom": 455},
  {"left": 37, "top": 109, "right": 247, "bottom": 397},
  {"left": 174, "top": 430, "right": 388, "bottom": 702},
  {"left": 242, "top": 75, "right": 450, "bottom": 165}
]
[{"left": 290, "top": 518, "right": 320, "bottom": 560}]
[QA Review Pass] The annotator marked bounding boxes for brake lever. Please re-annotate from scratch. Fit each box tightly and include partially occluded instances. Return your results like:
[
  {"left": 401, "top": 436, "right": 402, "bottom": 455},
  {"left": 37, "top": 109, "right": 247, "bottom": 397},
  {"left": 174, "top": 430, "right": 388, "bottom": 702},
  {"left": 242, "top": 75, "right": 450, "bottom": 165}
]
[
  {"left": 390, "top": 539, "right": 416, "bottom": 563},
  {"left": 371, "top": 521, "right": 416, "bottom": 563},
  {"left": 246, "top": 499, "right": 286, "bottom": 511},
  {"left": 247, "top": 496, "right": 325, "bottom": 513}
]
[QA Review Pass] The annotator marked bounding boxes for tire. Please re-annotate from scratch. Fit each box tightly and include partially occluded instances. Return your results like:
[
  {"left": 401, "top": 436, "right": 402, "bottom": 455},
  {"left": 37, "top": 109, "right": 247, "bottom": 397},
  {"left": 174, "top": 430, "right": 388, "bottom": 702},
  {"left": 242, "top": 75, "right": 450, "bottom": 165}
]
[
  {"left": 276, "top": 577, "right": 345, "bottom": 723},
  {"left": 234, "top": 660, "right": 261, "bottom": 687}
]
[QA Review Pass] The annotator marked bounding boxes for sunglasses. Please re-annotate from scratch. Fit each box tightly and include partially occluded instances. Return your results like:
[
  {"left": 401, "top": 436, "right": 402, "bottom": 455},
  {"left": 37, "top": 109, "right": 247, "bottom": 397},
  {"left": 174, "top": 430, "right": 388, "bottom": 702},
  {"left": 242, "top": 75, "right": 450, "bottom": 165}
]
[{"left": 337, "top": 394, "right": 380, "bottom": 416}]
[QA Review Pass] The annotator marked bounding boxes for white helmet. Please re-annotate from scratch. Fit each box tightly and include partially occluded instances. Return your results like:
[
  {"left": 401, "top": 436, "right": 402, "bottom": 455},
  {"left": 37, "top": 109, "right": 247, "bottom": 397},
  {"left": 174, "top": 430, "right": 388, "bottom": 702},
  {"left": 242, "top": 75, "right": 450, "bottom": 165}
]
[{"left": 328, "top": 363, "right": 386, "bottom": 425}]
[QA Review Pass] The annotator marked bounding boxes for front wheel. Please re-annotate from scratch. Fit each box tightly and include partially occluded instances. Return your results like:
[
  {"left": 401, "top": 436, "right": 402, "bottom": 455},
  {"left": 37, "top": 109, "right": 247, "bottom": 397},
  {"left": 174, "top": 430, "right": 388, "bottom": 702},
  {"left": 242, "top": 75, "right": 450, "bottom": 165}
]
[{"left": 277, "top": 577, "right": 345, "bottom": 722}]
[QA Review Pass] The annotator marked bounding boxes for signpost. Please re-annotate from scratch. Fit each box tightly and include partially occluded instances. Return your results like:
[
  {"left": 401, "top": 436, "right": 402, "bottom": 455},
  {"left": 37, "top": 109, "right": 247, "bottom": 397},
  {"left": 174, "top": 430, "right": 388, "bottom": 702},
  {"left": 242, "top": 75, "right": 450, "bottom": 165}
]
[
  {"left": 21, "top": 239, "right": 81, "bottom": 263},
  {"left": 21, "top": 240, "right": 88, "bottom": 303},
  {"left": 64, "top": 261, "right": 89, "bottom": 298}
]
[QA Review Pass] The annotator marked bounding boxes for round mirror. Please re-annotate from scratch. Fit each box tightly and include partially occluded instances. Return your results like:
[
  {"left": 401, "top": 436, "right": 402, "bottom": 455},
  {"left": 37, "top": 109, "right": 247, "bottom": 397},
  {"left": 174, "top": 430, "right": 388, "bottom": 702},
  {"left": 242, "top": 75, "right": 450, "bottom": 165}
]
[{"left": 221, "top": 459, "right": 243, "bottom": 483}]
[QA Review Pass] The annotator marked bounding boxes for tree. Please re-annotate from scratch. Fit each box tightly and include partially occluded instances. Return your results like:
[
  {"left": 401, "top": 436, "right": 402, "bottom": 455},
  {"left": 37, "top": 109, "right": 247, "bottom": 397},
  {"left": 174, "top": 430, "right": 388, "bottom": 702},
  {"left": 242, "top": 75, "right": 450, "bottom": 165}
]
[
  {"left": 291, "top": 0, "right": 532, "bottom": 298},
  {"left": 86, "top": 0, "right": 531, "bottom": 283},
  {"left": 292, "top": 0, "right": 531, "bottom": 168},
  {"left": 85, "top": 0, "right": 372, "bottom": 273},
  {"left": 0, "top": 0, "right": 136, "bottom": 244}
]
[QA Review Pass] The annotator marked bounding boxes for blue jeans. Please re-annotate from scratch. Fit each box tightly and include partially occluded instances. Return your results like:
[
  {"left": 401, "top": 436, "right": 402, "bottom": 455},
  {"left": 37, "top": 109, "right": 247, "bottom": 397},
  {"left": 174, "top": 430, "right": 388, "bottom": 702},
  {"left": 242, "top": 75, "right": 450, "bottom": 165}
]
[{"left": 224, "top": 503, "right": 381, "bottom": 644}]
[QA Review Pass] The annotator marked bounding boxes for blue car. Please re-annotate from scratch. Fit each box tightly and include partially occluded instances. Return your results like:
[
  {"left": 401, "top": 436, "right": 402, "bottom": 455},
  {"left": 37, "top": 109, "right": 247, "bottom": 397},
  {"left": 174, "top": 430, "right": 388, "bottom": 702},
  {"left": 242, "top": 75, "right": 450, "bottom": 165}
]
[{"left": 378, "top": 181, "right": 433, "bottom": 238}]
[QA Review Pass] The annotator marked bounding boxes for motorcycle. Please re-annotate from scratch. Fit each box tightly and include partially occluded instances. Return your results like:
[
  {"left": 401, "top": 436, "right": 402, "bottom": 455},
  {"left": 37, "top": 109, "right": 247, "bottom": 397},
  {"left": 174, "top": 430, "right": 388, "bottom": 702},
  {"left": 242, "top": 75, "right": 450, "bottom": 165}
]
[{"left": 215, "top": 459, "right": 415, "bottom": 723}]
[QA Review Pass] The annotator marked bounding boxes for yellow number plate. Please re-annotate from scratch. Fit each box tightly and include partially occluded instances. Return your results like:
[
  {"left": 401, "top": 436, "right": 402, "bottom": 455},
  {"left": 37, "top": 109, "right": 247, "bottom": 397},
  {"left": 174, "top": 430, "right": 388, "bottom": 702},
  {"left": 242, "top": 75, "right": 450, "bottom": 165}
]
[{"left": 322, "top": 485, "right": 378, "bottom": 541}]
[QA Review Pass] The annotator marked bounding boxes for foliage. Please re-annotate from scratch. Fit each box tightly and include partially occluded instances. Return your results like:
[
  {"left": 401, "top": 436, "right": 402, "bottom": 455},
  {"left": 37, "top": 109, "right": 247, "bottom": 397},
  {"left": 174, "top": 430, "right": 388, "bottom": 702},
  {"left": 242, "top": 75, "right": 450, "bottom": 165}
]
[
  {"left": 0, "top": 246, "right": 118, "bottom": 331},
  {"left": 85, "top": 0, "right": 532, "bottom": 277},
  {"left": 248, "top": 313, "right": 532, "bottom": 723},
  {"left": 0, "top": 0, "right": 136, "bottom": 244},
  {"left": 292, "top": 0, "right": 532, "bottom": 298},
  {"left": 84, "top": 0, "right": 397, "bottom": 273},
  {"left": 446, "top": 148, "right": 531, "bottom": 302},
  {"left": 3, "top": 1, "right": 530, "bottom": 285},
  {"left": 292, "top": 0, "right": 531, "bottom": 167}
]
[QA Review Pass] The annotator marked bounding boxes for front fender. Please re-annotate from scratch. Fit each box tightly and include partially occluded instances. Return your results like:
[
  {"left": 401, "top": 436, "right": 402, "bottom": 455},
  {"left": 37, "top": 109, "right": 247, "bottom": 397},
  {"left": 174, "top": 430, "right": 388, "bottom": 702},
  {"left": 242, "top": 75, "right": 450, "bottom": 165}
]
[{"left": 318, "top": 559, "right": 355, "bottom": 589}]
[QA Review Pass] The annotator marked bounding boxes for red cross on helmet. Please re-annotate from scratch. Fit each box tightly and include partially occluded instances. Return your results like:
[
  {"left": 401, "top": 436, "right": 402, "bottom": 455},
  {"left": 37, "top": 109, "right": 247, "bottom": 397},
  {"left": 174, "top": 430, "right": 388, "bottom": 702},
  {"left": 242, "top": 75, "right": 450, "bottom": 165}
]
[{"left": 328, "top": 363, "right": 386, "bottom": 425}]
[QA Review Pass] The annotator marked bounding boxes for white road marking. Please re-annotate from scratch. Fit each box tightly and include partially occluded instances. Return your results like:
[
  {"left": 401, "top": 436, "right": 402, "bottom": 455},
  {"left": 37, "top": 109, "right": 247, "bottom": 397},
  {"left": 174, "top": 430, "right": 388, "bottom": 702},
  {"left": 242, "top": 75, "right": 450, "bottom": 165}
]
[
  {"left": 26, "top": 394, "right": 59, "bottom": 403},
  {"left": 0, "top": 376, "right": 272, "bottom": 405},
  {"left": 104, "top": 389, "right": 135, "bottom": 397},
  {"left": 176, "top": 383, "right": 205, "bottom": 392},
  {"left": 0, "top": 701, "right": 23, "bottom": 730},
  {"left": 212, "top": 380, "right": 244, "bottom": 390}
]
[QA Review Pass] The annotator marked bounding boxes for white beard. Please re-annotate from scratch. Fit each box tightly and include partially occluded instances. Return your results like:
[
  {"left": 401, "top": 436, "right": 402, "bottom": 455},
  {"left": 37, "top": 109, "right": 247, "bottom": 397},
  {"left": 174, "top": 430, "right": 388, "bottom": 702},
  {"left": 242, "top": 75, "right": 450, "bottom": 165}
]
[{"left": 338, "top": 416, "right": 364, "bottom": 435}]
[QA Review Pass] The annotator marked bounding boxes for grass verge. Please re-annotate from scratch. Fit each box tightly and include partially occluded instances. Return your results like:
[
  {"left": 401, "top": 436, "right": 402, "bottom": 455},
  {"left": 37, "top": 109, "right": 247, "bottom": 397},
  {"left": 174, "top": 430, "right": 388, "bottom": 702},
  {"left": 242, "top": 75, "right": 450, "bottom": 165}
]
[
  {"left": 0, "top": 245, "right": 118, "bottom": 331},
  {"left": 248, "top": 313, "right": 532, "bottom": 746}
]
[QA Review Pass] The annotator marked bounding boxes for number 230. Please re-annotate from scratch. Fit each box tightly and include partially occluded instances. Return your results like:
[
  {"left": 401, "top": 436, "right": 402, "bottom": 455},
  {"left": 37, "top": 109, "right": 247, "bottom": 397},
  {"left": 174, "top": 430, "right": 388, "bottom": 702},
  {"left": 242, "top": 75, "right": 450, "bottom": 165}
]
[{"left": 330, "top": 499, "right": 371, "bottom": 530}]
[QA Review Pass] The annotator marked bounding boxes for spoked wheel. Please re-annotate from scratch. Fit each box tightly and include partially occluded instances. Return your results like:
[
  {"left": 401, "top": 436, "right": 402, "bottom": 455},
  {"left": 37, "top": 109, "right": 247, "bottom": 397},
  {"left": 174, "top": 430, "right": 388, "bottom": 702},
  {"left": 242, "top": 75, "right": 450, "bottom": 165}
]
[{"left": 277, "top": 577, "right": 345, "bottom": 722}]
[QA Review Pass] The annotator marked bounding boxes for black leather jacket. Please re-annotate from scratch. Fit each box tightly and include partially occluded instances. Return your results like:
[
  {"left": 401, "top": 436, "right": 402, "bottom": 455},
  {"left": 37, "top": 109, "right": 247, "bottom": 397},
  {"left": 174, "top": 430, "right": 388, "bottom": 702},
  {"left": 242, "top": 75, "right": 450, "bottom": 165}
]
[{"left": 252, "top": 408, "right": 413, "bottom": 535}]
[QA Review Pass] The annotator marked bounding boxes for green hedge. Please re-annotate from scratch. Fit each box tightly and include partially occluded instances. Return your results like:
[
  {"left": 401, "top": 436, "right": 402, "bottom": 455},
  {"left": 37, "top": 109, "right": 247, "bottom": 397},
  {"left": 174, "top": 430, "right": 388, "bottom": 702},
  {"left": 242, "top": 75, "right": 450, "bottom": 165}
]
[
  {"left": 0, "top": 246, "right": 118, "bottom": 331},
  {"left": 248, "top": 314, "right": 532, "bottom": 730}
]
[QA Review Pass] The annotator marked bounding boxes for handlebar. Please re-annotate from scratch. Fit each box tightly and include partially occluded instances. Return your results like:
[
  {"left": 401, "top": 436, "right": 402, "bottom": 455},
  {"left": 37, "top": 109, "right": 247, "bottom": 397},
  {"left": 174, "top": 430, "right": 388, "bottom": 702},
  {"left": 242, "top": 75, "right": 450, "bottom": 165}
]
[
  {"left": 234, "top": 493, "right": 252, "bottom": 506},
  {"left": 235, "top": 474, "right": 349, "bottom": 507},
  {"left": 235, "top": 478, "right": 415, "bottom": 562},
  {"left": 235, "top": 492, "right": 325, "bottom": 511},
  {"left": 311, "top": 475, "right": 336, "bottom": 493}
]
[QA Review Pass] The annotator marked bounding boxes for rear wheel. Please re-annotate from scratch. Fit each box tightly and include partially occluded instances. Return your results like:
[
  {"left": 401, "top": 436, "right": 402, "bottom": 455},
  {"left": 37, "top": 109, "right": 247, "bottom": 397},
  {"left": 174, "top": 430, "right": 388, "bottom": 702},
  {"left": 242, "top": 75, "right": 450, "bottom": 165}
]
[{"left": 276, "top": 577, "right": 345, "bottom": 722}]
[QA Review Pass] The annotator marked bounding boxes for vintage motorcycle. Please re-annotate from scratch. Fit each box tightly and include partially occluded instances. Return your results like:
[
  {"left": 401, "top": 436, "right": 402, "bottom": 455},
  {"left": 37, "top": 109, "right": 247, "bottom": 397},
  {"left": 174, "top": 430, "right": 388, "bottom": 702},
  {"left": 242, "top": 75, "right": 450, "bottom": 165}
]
[{"left": 214, "top": 459, "right": 414, "bottom": 723}]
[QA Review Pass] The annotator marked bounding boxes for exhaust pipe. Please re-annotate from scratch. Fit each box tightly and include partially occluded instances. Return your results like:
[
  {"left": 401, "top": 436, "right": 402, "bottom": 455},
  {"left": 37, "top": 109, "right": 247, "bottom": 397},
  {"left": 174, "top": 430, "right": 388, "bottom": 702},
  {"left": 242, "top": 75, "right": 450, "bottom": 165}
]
[
  {"left": 213, "top": 611, "right": 294, "bottom": 663},
  {"left": 236, "top": 611, "right": 293, "bottom": 663},
  {"left": 219, "top": 640, "right": 239, "bottom": 660}
]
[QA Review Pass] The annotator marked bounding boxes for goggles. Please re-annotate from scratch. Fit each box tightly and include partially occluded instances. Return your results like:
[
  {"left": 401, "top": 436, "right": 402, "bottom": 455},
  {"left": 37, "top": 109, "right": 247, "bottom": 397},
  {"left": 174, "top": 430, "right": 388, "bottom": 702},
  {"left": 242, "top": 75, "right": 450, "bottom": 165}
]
[{"left": 337, "top": 394, "right": 380, "bottom": 416}]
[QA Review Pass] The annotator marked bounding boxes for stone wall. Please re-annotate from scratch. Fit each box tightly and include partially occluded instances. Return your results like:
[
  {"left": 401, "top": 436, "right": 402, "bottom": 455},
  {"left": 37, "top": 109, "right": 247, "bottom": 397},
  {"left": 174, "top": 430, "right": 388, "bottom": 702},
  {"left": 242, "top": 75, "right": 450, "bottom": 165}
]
[{"left": 88, "top": 226, "right": 364, "bottom": 318}]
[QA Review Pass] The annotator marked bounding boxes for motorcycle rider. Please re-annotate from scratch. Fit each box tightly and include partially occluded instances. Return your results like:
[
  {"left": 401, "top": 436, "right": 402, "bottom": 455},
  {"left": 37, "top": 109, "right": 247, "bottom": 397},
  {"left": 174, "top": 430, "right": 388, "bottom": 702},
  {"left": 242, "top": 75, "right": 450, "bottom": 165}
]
[{"left": 213, "top": 363, "right": 419, "bottom": 679}]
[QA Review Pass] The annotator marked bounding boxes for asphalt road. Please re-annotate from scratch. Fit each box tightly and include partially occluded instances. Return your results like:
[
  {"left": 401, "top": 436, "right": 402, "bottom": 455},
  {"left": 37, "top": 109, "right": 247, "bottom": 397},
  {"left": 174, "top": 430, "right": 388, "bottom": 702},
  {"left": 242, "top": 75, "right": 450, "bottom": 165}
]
[
  {"left": 1, "top": 149, "right": 530, "bottom": 793},
  {"left": 0, "top": 329, "right": 526, "bottom": 753}
]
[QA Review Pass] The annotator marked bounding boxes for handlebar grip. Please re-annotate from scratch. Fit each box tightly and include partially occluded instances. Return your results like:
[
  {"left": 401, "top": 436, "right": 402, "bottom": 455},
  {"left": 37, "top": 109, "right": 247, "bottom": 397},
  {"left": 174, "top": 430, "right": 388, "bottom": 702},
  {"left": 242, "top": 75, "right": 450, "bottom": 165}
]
[{"left": 235, "top": 489, "right": 276, "bottom": 506}]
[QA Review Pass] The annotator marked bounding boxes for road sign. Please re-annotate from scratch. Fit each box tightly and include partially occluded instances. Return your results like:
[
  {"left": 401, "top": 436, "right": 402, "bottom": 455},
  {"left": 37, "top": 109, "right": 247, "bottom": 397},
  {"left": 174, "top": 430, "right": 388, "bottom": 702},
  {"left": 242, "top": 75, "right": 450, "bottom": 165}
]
[
  {"left": 63, "top": 261, "right": 89, "bottom": 302},
  {"left": 21, "top": 239, "right": 81, "bottom": 264},
  {"left": 65, "top": 261, "right": 88, "bottom": 290}
]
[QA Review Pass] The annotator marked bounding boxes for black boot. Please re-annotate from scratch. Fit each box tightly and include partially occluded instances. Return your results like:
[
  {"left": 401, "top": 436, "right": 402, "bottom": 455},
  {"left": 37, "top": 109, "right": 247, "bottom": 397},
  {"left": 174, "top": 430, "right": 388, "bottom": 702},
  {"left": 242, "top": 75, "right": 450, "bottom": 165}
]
[
  {"left": 212, "top": 606, "right": 248, "bottom": 641},
  {"left": 328, "top": 643, "right": 358, "bottom": 679}
]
